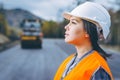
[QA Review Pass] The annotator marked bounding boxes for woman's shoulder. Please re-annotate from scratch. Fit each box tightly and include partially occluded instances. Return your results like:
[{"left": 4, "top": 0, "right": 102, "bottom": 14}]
[
  {"left": 90, "top": 51, "right": 106, "bottom": 62},
  {"left": 91, "top": 67, "right": 111, "bottom": 80}
]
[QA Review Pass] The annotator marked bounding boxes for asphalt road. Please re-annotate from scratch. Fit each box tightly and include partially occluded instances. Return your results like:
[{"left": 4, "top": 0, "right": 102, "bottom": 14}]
[{"left": 0, "top": 39, "right": 120, "bottom": 80}]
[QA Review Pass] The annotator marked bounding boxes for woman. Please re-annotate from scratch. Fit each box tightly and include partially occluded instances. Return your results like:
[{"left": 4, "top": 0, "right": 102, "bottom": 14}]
[{"left": 54, "top": 2, "right": 114, "bottom": 80}]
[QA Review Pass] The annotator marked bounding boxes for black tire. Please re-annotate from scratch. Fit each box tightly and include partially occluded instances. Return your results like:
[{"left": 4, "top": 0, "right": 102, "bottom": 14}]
[
  {"left": 20, "top": 39, "right": 42, "bottom": 49},
  {"left": 21, "top": 40, "right": 26, "bottom": 49}
]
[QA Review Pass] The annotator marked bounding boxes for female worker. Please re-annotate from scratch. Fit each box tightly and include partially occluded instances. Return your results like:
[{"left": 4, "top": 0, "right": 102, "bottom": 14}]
[{"left": 54, "top": 2, "right": 114, "bottom": 80}]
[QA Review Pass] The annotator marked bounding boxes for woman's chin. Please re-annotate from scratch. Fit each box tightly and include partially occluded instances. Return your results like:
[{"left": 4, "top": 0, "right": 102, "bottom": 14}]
[{"left": 65, "top": 38, "right": 73, "bottom": 44}]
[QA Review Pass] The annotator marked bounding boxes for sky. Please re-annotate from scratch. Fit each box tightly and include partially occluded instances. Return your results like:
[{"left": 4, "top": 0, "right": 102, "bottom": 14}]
[{"left": 0, "top": 0, "right": 118, "bottom": 21}]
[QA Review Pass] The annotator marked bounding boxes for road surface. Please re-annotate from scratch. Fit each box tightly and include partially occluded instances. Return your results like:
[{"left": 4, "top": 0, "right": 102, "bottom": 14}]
[{"left": 0, "top": 39, "right": 120, "bottom": 80}]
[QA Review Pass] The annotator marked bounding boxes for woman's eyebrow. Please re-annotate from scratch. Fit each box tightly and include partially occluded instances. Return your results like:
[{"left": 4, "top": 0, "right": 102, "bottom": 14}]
[
  {"left": 71, "top": 19, "right": 81, "bottom": 23},
  {"left": 71, "top": 19, "right": 79, "bottom": 22}
]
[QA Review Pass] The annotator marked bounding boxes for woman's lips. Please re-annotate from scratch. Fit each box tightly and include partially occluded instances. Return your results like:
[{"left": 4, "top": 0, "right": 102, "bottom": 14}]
[{"left": 65, "top": 33, "right": 69, "bottom": 37}]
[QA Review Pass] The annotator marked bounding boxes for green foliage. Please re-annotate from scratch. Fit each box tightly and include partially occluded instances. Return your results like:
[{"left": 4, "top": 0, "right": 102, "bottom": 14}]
[
  {"left": 108, "top": 10, "right": 120, "bottom": 45},
  {"left": 42, "top": 20, "right": 65, "bottom": 38},
  {"left": 0, "top": 12, "right": 8, "bottom": 35},
  {"left": 0, "top": 10, "right": 20, "bottom": 41}
]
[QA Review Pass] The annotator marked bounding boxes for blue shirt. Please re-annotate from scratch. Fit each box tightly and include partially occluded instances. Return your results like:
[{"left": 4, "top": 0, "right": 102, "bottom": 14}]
[{"left": 62, "top": 50, "right": 111, "bottom": 80}]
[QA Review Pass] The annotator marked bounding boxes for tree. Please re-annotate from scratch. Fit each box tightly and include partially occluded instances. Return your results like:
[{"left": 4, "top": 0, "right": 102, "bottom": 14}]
[
  {"left": 0, "top": 4, "right": 8, "bottom": 35},
  {"left": 108, "top": 10, "right": 120, "bottom": 45},
  {"left": 42, "top": 20, "right": 59, "bottom": 38}
]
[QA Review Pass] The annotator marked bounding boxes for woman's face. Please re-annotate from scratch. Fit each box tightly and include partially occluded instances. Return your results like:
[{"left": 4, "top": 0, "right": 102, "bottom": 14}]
[{"left": 64, "top": 16, "right": 88, "bottom": 45}]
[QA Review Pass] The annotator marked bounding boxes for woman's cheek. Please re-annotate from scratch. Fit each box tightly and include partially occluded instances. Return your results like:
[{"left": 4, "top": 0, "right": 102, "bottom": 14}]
[
  {"left": 65, "top": 31, "right": 79, "bottom": 42},
  {"left": 72, "top": 28, "right": 82, "bottom": 38}
]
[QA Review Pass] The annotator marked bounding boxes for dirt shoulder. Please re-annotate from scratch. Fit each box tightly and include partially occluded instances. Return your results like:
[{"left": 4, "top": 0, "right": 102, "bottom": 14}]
[{"left": 0, "top": 34, "right": 19, "bottom": 52}]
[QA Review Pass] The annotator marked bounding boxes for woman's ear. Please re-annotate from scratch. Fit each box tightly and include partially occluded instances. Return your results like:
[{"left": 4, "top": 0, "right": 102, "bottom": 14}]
[{"left": 85, "top": 33, "right": 89, "bottom": 38}]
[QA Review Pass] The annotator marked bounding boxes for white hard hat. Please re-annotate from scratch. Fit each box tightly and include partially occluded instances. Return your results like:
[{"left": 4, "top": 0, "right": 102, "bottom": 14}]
[{"left": 63, "top": 2, "right": 111, "bottom": 39}]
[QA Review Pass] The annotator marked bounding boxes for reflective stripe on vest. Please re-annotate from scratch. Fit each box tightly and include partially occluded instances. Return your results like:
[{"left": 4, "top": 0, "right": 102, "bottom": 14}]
[{"left": 54, "top": 51, "right": 114, "bottom": 80}]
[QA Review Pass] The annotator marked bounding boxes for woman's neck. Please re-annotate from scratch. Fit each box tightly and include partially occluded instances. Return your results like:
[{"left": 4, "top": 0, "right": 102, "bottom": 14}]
[{"left": 75, "top": 43, "right": 93, "bottom": 58}]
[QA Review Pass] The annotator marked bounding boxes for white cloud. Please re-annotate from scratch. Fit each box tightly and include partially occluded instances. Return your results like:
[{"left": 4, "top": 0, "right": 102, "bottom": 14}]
[
  {"left": 30, "top": 0, "right": 74, "bottom": 21},
  {"left": 1, "top": 0, "right": 117, "bottom": 21},
  {"left": 0, "top": 0, "right": 74, "bottom": 21}
]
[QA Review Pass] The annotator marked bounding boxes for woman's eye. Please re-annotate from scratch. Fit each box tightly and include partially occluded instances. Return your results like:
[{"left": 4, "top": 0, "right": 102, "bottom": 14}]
[{"left": 71, "top": 21, "right": 77, "bottom": 24}]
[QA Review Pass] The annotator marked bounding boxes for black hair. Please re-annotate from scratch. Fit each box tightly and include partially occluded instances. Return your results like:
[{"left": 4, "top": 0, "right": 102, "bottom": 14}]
[{"left": 82, "top": 19, "right": 111, "bottom": 60}]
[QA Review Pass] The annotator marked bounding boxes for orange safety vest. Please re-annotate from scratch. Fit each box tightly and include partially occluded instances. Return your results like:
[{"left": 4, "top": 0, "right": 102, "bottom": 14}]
[{"left": 54, "top": 51, "right": 114, "bottom": 80}]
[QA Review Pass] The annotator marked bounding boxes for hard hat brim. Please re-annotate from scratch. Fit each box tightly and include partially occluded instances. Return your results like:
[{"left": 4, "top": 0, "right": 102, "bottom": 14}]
[
  {"left": 63, "top": 12, "right": 99, "bottom": 26},
  {"left": 63, "top": 12, "right": 72, "bottom": 20}
]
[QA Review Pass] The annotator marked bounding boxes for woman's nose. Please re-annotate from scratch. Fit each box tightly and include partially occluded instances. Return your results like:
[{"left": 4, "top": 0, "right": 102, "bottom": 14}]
[{"left": 64, "top": 24, "right": 69, "bottom": 30}]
